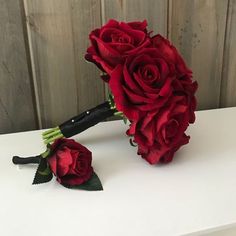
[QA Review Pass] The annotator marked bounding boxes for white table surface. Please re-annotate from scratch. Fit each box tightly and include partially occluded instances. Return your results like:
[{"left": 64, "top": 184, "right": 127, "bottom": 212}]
[{"left": 1, "top": 108, "right": 236, "bottom": 236}]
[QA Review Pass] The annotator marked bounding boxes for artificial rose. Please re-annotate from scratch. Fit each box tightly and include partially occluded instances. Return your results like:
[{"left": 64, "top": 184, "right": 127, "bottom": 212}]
[
  {"left": 127, "top": 96, "right": 193, "bottom": 164},
  {"left": 152, "top": 34, "right": 198, "bottom": 122},
  {"left": 151, "top": 34, "right": 192, "bottom": 78},
  {"left": 172, "top": 76, "right": 198, "bottom": 123},
  {"left": 109, "top": 47, "right": 177, "bottom": 120},
  {"left": 47, "top": 138, "right": 93, "bottom": 186},
  {"left": 85, "top": 19, "right": 150, "bottom": 77}
]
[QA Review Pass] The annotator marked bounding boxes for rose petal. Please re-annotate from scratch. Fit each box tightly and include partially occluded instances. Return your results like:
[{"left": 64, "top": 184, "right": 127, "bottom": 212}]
[
  {"left": 104, "top": 19, "right": 119, "bottom": 28},
  {"left": 91, "top": 54, "right": 114, "bottom": 75},
  {"left": 143, "top": 145, "right": 170, "bottom": 164},
  {"left": 123, "top": 86, "right": 151, "bottom": 104},
  {"left": 57, "top": 147, "right": 73, "bottom": 177},
  {"left": 127, "top": 20, "right": 148, "bottom": 32},
  {"left": 47, "top": 154, "right": 57, "bottom": 175},
  {"left": 119, "top": 22, "right": 146, "bottom": 45},
  {"left": 109, "top": 65, "right": 139, "bottom": 120},
  {"left": 109, "top": 42, "right": 134, "bottom": 52},
  {"left": 91, "top": 35, "right": 122, "bottom": 66},
  {"left": 126, "top": 121, "right": 137, "bottom": 136},
  {"left": 60, "top": 166, "right": 93, "bottom": 186},
  {"left": 159, "top": 77, "right": 173, "bottom": 97},
  {"left": 133, "top": 72, "right": 159, "bottom": 94},
  {"left": 124, "top": 65, "right": 143, "bottom": 94}
]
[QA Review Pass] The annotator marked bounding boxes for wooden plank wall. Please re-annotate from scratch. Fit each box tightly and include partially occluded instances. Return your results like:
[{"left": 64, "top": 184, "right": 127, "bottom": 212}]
[
  {"left": 0, "top": 0, "right": 235, "bottom": 133},
  {"left": 169, "top": 0, "right": 228, "bottom": 110},
  {"left": 0, "top": 0, "right": 37, "bottom": 134},
  {"left": 220, "top": 0, "right": 236, "bottom": 108},
  {"left": 101, "top": 0, "right": 168, "bottom": 35},
  {"left": 24, "top": 0, "right": 105, "bottom": 128}
]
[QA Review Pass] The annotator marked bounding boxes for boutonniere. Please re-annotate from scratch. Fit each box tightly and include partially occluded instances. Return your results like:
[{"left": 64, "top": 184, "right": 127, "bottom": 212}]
[{"left": 13, "top": 138, "right": 103, "bottom": 191}]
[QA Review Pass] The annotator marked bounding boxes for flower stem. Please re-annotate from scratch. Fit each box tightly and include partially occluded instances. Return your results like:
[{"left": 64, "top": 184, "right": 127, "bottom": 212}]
[
  {"left": 114, "top": 111, "right": 123, "bottom": 116},
  {"left": 42, "top": 126, "right": 64, "bottom": 144},
  {"left": 42, "top": 101, "right": 116, "bottom": 144},
  {"left": 42, "top": 126, "right": 59, "bottom": 136},
  {"left": 44, "top": 134, "right": 63, "bottom": 144},
  {"left": 43, "top": 129, "right": 61, "bottom": 139}
]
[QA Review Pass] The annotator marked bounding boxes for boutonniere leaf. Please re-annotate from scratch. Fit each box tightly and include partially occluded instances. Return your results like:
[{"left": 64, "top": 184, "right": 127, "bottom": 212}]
[
  {"left": 62, "top": 172, "right": 103, "bottom": 191},
  {"left": 33, "top": 158, "right": 53, "bottom": 185}
]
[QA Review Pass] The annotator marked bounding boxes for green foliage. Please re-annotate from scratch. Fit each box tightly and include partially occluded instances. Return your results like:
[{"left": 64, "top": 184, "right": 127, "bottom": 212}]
[
  {"left": 129, "top": 138, "right": 137, "bottom": 147},
  {"left": 32, "top": 158, "right": 53, "bottom": 185},
  {"left": 62, "top": 172, "right": 103, "bottom": 191},
  {"left": 123, "top": 116, "right": 128, "bottom": 124}
]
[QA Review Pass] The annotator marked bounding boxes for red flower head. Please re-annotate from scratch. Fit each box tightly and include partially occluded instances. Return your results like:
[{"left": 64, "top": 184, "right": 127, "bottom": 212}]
[
  {"left": 85, "top": 19, "right": 150, "bottom": 79},
  {"left": 109, "top": 47, "right": 176, "bottom": 120},
  {"left": 127, "top": 96, "right": 196, "bottom": 164},
  {"left": 47, "top": 138, "right": 93, "bottom": 186}
]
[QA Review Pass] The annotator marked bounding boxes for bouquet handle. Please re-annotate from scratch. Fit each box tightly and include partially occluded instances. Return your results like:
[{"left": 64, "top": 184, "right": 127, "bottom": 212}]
[
  {"left": 60, "top": 101, "right": 115, "bottom": 137},
  {"left": 43, "top": 101, "right": 116, "bottom": 144}
]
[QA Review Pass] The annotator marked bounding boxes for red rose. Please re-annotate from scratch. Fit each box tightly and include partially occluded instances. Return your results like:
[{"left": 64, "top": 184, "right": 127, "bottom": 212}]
[
  {"left": 151, "top": 34, "right": 192, "bottom": 78},
  {"left": 172, "top": 76, "right": 198, "bottom": 123},
  {"left": 47, "top": 138, "right": 93, "bottom": 186},
  {"left": 127, "top": 96, "right": 192, "bottom": 164},
  {"left": 85, "top": 19, "right": 150, "bottom": 76},
  {"left": 109, "top": 47, "right": 176, "bottom": 120},
  {"left": 151, "top": 34, "right": 198, "bottom": 123}
]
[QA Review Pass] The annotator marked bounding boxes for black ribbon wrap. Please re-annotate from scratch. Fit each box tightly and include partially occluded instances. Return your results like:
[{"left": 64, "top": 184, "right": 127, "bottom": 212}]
[
  {"left": 12, "top": 155, "right": 41, "bottom": 165},
  {"left": 59, "top": 101, "right": 115, "bottom": 138}
]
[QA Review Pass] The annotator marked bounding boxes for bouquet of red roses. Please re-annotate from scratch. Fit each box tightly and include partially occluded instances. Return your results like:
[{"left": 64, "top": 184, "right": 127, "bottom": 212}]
[{"left": 43, "top": 19, "right": 197, "bottom": 165}]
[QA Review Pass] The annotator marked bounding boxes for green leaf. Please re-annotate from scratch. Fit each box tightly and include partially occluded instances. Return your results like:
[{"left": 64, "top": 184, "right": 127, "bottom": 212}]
[
  {"left": 32, "top": 158, "right": 53, "bottom": 185},
  {"left": 129, "top": 138, "right": 137, "bottom": 147},
  {"left": 41, "top": 148, "right": 51, "bottom": 158},
  {"left": 123, "top": 116, "right": 128, "bottom": 124},
  {"left": 62, "top": 172, "right": 103, "bottom": 191},
  {"left": 38, "top": 166, "right": 51, "bottom": 176}
]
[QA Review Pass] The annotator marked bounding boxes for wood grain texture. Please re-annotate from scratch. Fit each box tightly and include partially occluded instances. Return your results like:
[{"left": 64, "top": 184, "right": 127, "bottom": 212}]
[
  {"left": 102, "top": 0, "right": 168, "bottom": 36},
  {"left": 220, "top": 0, "right": 236, "bottom": 108},
  {"left": 169, "top": 0, "right": 228, "bottom": 110},
  {"left": 0, "top": 0, "right": 37, "bottom": 134},
  {"left": 24, "top": 0, "right": 105, "bottom": 128},
  {"left": 70, "top": 0, "right": 105, "bottom": 112}
]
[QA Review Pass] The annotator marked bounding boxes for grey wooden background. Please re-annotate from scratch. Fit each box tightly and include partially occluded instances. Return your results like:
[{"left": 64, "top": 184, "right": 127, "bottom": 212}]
[{"left": 0, "top": 0, "right": 235, "bottom": 134}]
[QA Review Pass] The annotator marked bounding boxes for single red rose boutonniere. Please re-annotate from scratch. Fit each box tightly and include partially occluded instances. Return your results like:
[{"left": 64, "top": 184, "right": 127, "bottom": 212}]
[{"left": 12, "top": 138, "right": 103, "bottom": 191}]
